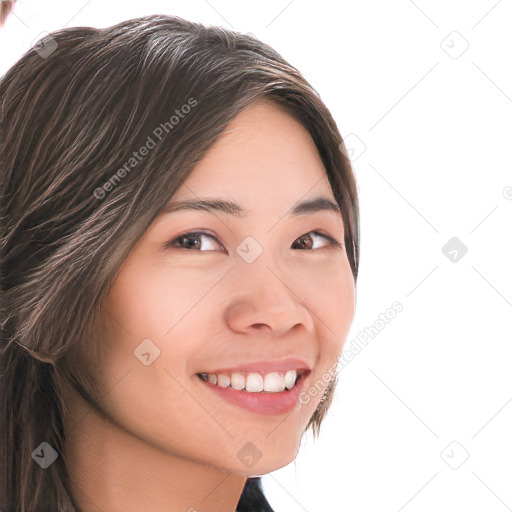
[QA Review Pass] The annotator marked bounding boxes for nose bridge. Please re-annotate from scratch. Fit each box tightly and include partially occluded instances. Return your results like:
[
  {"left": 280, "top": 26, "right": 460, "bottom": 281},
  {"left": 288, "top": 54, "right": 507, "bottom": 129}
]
[{"left": 224, "top": 242, "right": 314, "bottom": 334}]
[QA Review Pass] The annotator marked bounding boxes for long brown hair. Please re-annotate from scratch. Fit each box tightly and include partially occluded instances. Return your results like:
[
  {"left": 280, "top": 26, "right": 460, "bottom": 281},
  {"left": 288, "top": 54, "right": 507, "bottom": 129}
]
[{"left": 0, "top": 14, "right": 359, "bottom": 511}]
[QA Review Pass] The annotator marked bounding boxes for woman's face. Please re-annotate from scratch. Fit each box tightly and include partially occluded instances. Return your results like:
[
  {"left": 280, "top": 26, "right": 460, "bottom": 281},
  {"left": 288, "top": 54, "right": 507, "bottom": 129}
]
[{"left": 96, "top": 99, "right": 355, "bottom": 475}]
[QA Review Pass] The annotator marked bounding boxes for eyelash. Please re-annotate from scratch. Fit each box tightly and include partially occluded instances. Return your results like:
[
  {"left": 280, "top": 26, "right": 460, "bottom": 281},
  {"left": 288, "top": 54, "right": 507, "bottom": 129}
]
[{"left": 164, "top": 230, "right": 342, "bottom": 252}]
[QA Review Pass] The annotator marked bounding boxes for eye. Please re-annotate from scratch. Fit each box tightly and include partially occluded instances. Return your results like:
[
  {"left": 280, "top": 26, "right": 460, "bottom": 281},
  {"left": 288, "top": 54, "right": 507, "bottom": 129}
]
[
  {"left": 164, "top": 230, "right": 342, "bottom": 252},
  {"left": 292, "top": 231, "right": 342, "bottom": 250},
  {"left": 164, "top": 231, "right": 224, "bottom": 252}
]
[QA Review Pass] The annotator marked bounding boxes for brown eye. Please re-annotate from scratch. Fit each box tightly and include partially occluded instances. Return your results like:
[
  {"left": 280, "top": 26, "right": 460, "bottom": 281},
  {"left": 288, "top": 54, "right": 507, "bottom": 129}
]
[
  {"left": 292, "top": 231, "right": 341, "bottom": 250},
  {"left": 164, "top": 231, "right": 224, "bottom": 252}
]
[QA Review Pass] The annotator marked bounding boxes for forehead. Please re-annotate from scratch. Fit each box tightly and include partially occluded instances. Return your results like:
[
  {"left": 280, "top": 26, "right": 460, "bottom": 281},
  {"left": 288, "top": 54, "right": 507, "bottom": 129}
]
[{"left": 169, "top": 100, "right": 335, "bottom": 212}]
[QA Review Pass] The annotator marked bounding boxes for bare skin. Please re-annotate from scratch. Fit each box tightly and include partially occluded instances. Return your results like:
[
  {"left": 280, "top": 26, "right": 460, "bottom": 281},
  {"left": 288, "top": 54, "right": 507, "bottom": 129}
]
[{"left": 62, "top": 99, "right": 356, "bottom": 512}]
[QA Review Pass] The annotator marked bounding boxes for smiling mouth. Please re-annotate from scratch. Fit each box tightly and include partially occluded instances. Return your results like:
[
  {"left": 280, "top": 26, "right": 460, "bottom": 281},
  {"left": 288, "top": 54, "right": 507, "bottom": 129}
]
[{"left": 195, "top": 369, "right": 310, "bottom": 393}]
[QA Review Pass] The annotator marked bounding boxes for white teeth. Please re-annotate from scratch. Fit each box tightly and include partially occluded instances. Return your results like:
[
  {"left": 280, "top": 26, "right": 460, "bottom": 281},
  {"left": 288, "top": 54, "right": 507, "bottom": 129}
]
[
  {"left": 230, "top": 372, "right": 245, "bottom": 391},
  {"left": 245, "top": 373, "right": 264, "bottom": 392},
  {"left": 200, "top": 369, "right": 300, "bottom": 393},
  {"left": 263, "top": 372, "right": 285, "bottom": 392},
  {"left": 284, "top": 370, "right": 297, "bottom": 390},
  {"left": 217, "top": 374, "right": 230, "bottom": 388}
]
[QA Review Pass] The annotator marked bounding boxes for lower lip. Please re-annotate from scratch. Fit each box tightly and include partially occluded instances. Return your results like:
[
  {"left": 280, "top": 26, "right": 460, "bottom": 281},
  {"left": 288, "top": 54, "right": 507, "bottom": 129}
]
[{"left": 198, "top": 371, "right": 311, "bottom": 415}]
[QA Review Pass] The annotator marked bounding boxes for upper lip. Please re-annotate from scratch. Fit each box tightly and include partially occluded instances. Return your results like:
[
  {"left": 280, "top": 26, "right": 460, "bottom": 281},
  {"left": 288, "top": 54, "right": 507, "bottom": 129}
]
[{"left": 199, "top": 357, "right": 313, "bottom": 375}]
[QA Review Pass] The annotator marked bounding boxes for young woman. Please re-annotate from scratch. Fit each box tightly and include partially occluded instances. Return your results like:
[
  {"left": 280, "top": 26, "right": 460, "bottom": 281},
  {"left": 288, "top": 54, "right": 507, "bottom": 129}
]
[{"left": 0, "top": 14, "right": 360, "bottom": 511}]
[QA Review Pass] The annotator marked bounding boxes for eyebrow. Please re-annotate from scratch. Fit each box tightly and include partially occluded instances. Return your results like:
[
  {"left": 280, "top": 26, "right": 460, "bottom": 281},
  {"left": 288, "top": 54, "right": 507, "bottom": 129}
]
[{"left": 159, "top": 195, "right": 341, "bottom": 218}]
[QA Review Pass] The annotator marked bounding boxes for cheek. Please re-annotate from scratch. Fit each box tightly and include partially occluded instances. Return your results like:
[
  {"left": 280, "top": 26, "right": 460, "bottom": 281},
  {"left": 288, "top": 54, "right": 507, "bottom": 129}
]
[
  {"left": 294, "top": 258, "right": 355, "bottom": 406},
  {"left": 295, "top": 256, "right": 355, "bottom": 342},
  {"left": 103, "top": 260, "right": 203, "bottom": 340},
  {"left": 103, "top": 261, "right": 160, "bottom": 336},
  {"left": 98, "top": 258, "right": 222, "bottom": 392}
]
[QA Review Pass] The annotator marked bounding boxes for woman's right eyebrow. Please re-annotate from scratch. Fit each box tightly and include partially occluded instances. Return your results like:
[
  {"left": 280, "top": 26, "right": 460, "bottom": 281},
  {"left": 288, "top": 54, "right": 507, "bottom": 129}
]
[{"left": 159, "top": 196, "right": 341, "bottom": 218}]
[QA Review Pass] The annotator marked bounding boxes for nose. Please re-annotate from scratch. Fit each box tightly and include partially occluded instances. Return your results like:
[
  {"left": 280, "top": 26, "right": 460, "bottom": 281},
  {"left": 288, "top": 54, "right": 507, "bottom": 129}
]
[{"left": 224, "top": 264, "right": 315, "bottom": 337}]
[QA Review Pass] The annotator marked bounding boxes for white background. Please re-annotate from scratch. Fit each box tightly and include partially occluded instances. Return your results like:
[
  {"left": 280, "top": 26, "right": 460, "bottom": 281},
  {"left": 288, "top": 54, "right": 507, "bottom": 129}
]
[{"left": 2, "top": 1, "right": 511, "bottom": 510}]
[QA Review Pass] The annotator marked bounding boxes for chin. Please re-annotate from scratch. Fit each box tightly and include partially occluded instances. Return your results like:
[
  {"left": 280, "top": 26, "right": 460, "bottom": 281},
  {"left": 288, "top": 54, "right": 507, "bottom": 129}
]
[{"left": 236, "top": 445, "right": 300, "bottom": 477}]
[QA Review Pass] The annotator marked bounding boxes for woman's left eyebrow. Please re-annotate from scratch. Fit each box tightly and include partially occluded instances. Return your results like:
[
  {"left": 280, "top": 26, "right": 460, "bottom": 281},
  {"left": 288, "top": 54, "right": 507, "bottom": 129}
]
[{"left": 159, "top": 195, "right": 341, "bottom": 218}]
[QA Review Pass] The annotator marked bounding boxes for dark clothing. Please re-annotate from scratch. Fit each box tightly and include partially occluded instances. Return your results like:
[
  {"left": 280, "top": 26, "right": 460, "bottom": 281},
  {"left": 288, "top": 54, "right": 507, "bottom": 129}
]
[{"left": 236, "top": 477, "right": 275, "bottom": 512}]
